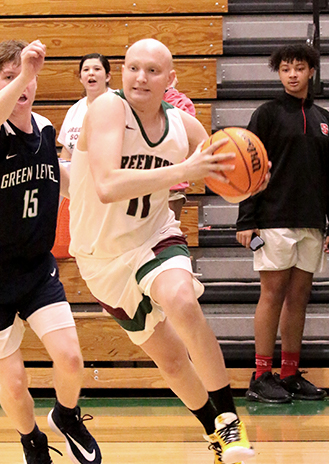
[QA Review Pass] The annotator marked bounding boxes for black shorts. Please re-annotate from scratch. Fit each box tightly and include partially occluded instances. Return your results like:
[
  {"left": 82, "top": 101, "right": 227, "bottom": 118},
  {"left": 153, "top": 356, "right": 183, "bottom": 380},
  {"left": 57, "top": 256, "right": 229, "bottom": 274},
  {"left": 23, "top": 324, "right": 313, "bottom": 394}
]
[{"left": 0, "top": 255, "right": 67, "bottom": 331}]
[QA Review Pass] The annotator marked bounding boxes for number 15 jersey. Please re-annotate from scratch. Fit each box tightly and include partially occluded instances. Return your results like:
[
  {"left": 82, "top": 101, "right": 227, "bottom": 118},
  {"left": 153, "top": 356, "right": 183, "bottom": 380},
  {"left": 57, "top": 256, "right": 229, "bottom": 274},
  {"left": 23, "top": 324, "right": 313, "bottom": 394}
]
[{"left": 0, "top": 114, "right": 60, "bottom": 299}]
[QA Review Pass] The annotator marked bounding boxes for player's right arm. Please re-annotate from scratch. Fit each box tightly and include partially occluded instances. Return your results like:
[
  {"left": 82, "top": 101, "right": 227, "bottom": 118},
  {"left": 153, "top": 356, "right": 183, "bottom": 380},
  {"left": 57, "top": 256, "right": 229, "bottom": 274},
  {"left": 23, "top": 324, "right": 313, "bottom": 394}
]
[
  {"left": 80, "top": 93, "right": 236, "bottom": 204},
  {"left": 0, "top": 40, "right": 46, "bottom": 125}
]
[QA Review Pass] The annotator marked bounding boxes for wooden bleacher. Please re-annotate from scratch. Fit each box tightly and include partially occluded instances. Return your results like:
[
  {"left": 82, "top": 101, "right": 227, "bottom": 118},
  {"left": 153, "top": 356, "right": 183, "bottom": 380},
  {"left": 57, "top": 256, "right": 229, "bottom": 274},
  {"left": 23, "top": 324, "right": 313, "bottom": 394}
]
[
  {"left": 34, "top": 59, "right": 217, "bottom": 101},
  {"left": 4, "top": 0, "right": 240, "bottom": 390},
  {"left": 0, "top": 17, "right": 222, "bottom": 56},
  {"left": 21, "top": 312, "right": 329, "bottom": 389},
  {"left": 0, "top": 0, "right": 227, "bottom": 15}
]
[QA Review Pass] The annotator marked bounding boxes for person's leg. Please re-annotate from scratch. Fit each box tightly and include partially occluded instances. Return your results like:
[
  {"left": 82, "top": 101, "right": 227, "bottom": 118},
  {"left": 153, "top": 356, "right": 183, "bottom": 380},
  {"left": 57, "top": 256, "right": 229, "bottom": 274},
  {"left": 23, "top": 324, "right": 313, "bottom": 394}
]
[
  {"left": 44, "top": 327, "right": 101, "bottom": 464},
  {"left": 148, "top": 268, "right": 254, "bottom": 464},
  {"left": 27, "top": 303, "right": 101, "bottom": 464},
  {"left": 276, "top": 267, "right": 326, "bottom": 400},
  {"left": 141, "top": 316, "right": 210, "bottom": 411},
  {"left": 150, "top": 268, "right": 229, "bottom": 392},
  {"left": 246, "top": 269, "right": 293, "bottom": 403},
  {"left": 0, "top": 348, "right": 59, "bottom": 463},
  {"left": 0, "top": 312, "right": 33, "bottom": 433},
  {"left": 279, "top": 267, "right": 313, "bottom": 375},
  {"left": 0, "top": 349, "right": 35, "bottom": 434},
  {"left": 42, "top": 326, "right": 84, "bottom": 408},
  {"left": 141, "top": 313, "right": 252, "bottom": 464},
  {"left": 254, "top": 269, "right": 291, "bottom": 358},
  {"left": 0, "top": 309, "right": 60, "bottom": 462},
  {"left": 279, "top": 267, "right": 312, "bottom": 356}
]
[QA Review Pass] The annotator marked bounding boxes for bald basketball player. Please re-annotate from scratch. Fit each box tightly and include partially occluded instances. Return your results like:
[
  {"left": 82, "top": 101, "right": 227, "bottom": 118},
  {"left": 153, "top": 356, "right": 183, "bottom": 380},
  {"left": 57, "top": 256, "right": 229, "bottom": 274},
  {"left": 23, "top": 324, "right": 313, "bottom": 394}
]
[{"left": 69, "top": 38, "right": 261, "bottom": 464}]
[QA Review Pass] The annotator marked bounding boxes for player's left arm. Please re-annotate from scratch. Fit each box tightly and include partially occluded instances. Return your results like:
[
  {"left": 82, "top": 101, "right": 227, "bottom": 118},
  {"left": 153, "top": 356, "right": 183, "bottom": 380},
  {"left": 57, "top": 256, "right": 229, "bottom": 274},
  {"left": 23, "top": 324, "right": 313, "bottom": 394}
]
[
  {"left": 0, "top": 41, "right": 46, "bottom": 125},
  {"left": 178, "top": 109, "right": 209, "bottom": 156}
]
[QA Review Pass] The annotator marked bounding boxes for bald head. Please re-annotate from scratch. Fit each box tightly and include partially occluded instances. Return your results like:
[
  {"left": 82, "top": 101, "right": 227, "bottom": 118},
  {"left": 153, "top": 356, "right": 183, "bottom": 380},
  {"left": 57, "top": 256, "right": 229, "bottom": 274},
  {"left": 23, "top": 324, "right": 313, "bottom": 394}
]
[
  {"left": 122, "top": 38, "right": 176, "bottom": 111},
  {"left": 125, "top": 39, "right": 173, "bottom": 71}
]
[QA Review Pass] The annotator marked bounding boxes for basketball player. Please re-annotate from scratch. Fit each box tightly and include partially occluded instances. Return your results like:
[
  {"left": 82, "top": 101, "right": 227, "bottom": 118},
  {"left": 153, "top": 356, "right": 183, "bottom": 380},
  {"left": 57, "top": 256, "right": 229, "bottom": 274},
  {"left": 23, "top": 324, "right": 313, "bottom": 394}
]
[
  {"left": 68, "top": 38, "right": 265, "bottom": 464},
  {"left": 0, "top": 39, "right": 101, "bottom": 463},
  {"left": 236, "top": 44, "right": 329, "bottom": 403}
]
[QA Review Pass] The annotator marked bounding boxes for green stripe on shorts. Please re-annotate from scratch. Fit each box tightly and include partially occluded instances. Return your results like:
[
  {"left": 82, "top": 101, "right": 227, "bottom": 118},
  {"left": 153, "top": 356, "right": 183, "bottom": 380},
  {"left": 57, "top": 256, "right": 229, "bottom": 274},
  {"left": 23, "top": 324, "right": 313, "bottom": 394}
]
[
  {"left": 112, "top": 294, "right": 153, "bottom": 332},
  {"left": 135, "top": 244, "right": 190, "bottom": 285}
]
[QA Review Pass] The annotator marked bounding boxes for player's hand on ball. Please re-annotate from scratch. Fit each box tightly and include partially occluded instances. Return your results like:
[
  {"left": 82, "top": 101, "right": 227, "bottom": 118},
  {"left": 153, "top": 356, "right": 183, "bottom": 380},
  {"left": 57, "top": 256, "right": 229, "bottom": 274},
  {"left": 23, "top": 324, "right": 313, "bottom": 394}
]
[
  {"left": 202, "top": 128, "right": 268, "bottom": 203},
  {"left": 185, "top": 139, "right": 236, "bottom": 183}
]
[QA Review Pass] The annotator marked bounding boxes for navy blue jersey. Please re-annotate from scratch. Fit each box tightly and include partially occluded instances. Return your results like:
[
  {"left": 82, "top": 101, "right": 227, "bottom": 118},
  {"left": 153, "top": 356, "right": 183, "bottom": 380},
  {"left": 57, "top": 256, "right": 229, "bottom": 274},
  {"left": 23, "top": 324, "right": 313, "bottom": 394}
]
[{"left": 0, "top": 113, "right": 60, "bottom": 303}]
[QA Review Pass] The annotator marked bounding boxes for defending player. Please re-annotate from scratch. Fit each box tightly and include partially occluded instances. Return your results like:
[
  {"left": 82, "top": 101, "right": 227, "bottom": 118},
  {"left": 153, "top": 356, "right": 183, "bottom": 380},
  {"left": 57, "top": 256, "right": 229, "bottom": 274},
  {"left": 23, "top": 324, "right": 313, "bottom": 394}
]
[
  {"left": 68, "top": 38, "right": 261, "bottom": 464},
  {"left": 0, "top": 39, "right": 101, "bottom": 463}
]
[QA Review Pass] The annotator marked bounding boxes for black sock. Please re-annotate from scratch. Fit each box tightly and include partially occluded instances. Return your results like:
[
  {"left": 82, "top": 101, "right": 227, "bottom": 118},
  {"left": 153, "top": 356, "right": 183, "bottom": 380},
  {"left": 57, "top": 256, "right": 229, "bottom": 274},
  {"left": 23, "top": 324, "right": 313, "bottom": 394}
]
[
  {"left": 208, "top": 384, "right": 237, "bottom": 417},
  {"left": 189, "top": 397, "right": 218, "bottom": 435},
  {"left": 19, "top": 423, "right": 41, "bottom": 441},
  {"left": 54, "top": 400, "right": 77, "bottom": 416}
]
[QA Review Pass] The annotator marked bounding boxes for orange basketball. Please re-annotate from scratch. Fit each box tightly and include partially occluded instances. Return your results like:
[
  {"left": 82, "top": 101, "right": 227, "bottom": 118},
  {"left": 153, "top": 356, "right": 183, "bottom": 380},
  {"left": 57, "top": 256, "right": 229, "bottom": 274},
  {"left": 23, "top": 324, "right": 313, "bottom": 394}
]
[{"left": 203, "top": 127, "right": 268, "bottom": 203}]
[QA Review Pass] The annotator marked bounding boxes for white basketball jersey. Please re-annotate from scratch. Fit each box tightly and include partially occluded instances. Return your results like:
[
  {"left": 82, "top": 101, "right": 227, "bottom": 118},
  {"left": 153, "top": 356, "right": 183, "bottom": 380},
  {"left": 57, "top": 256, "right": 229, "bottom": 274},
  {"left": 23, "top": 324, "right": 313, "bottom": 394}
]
[{"left": 69, "top": 96, "right": 189, "bottom": 260}]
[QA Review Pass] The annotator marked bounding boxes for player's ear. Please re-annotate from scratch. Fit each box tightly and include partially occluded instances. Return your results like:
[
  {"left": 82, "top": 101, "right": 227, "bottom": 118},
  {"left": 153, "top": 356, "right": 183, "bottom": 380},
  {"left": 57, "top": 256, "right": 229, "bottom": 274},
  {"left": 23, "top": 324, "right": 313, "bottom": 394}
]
[
  {"left": 167, "top": 70, "right": 176, "bottom": 88},
  {"left": 309, "top": 67, "right": 315, "bottom": 79}
]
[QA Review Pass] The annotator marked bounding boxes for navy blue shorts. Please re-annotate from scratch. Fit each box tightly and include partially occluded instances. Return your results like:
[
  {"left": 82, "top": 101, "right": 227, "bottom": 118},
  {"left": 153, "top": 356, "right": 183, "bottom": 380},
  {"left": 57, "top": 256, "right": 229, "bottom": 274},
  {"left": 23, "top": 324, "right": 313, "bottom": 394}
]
[{"left": 0, "top": 257, "right": 67, "bottom": 331}]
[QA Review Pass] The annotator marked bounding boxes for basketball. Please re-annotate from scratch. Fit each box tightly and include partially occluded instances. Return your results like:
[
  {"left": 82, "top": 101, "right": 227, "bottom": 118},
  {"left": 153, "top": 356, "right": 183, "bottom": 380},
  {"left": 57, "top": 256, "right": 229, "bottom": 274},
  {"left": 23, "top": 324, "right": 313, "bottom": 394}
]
[{"left": 203, "top": 127, "right": 268, "bottom": 203}]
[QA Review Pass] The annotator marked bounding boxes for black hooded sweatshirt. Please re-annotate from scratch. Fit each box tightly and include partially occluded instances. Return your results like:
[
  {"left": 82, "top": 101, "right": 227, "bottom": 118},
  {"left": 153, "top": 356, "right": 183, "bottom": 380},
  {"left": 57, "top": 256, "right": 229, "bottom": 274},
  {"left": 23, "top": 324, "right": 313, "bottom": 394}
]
[{"left": 237, "top": 91, "right": 329, "bottom": 233}]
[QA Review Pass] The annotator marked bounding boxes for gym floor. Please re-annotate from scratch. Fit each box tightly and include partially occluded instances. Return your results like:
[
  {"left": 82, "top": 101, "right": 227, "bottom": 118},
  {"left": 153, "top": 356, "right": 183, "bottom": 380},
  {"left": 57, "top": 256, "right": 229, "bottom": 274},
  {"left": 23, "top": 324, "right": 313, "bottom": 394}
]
[{"left": 1, "top": 395, "right": 328, "bottom": 463}]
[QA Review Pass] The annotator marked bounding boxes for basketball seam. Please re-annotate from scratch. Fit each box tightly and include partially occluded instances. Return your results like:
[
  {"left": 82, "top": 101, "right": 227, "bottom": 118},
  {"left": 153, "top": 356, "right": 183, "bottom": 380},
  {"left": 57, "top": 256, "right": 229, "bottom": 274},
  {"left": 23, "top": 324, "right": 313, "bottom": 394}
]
[
  {"left": 251, "top": 137, "right": 267, "bottom": 191},
  {"left": 222, "top": 128, "right": 251, "bottom": 194}
]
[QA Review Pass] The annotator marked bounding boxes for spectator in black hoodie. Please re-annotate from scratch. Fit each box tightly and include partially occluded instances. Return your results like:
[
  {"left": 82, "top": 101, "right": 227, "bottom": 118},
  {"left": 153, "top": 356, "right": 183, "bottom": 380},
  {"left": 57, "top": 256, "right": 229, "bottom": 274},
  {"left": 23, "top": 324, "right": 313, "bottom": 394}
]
[{"left": 236, "top": 44, "right": 329, "bottom": 404}]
